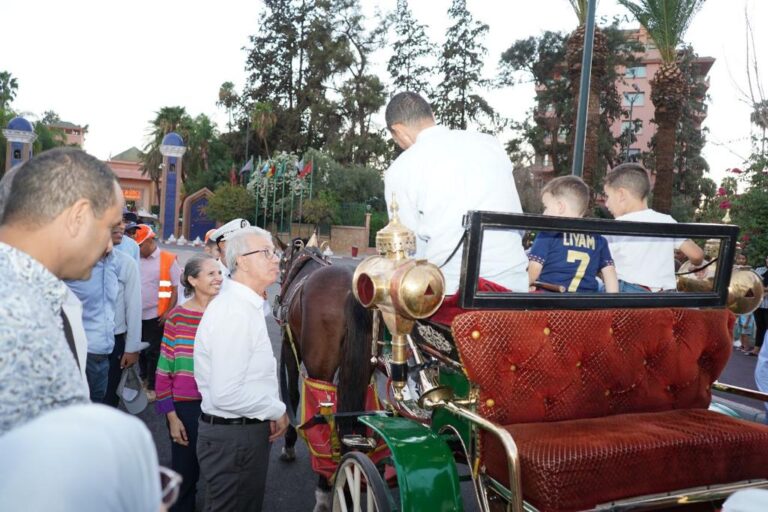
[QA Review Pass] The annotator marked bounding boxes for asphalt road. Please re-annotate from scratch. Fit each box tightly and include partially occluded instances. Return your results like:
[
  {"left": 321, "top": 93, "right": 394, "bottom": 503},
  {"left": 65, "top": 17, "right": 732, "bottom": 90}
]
[{"left": 135, "top": 244, "right": 766, "bottom": 511}]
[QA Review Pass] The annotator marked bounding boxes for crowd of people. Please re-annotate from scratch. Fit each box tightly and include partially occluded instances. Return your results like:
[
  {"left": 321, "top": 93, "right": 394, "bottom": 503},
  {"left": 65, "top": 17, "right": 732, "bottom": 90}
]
[{"left": 0, "top": 91, "right": 766, "bottom": 511}]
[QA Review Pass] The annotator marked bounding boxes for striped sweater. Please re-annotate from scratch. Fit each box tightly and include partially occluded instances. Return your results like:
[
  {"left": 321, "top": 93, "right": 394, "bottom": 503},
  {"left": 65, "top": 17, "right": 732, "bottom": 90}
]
[{"left": 155, "top": 306, "right": 203, "bottom": 414}]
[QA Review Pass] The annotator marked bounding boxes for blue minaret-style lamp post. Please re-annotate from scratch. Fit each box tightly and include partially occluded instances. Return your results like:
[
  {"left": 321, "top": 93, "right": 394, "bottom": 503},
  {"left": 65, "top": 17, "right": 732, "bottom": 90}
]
[
  {"left": 3, "top": 117, "right": 37, "bottom": 172},
  {"left": 159, "top": 132, "right": 186, "bottom": 241}
]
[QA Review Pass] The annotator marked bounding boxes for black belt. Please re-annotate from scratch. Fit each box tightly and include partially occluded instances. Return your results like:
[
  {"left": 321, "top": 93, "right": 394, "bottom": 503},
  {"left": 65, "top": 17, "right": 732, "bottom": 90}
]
[{"left": 200, "top": 413, "right": 266, "bottom": 426}]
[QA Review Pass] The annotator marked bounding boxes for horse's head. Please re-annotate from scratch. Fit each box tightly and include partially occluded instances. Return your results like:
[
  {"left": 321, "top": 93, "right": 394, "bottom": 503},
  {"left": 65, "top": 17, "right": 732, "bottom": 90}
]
[{"left": 278, "top": 237, "right": 309, "bottom": 283}]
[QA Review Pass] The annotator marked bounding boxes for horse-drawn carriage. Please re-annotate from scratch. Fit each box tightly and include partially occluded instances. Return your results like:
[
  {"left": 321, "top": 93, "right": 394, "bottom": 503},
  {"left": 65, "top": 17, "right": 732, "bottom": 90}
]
[{"left": 275, "top": 206, "right": 768, "bottom": 512}]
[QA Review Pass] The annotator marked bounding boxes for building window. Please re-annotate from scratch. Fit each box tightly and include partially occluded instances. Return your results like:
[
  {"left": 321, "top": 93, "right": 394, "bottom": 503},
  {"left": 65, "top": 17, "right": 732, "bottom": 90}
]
[
  {"left": 622, "top": 92, "right": 645, "bottom": 107},
  {"left": 621, "top": 120, "right": 643, "bottom": 135},
  {"left": 645, "top": 41, "right": 657, "bottom": 51},
  {"left": 627, "top": 148, "right": 642, "bottom": 162},
  {"left": 625, "top": 66, "right": 647, "bottom": 78}
]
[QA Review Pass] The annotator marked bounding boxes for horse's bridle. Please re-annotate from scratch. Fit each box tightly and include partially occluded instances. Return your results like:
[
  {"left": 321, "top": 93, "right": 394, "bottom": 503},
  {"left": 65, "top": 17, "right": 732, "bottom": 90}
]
[{"left": 274, "top": 246, "right": 331, "bottom": 324}]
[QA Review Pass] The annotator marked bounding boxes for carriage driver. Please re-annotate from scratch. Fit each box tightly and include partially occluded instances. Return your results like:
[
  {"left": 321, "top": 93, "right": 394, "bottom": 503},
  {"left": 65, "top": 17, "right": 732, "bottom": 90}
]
[{"left": 383, "top": 91, "right": 529, "bottom": 296}]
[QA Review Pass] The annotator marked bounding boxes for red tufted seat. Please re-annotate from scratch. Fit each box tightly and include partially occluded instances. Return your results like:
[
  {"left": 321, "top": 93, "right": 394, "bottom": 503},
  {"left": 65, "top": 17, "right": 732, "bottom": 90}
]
[{"left": 452, "top": 308, "right": 768, "bottom": 512}]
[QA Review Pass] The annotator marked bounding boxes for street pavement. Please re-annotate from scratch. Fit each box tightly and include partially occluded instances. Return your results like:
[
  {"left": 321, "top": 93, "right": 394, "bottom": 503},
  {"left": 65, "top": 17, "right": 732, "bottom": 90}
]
[{"left": 135, "top": 243, "right": 766, "bottom": 511}]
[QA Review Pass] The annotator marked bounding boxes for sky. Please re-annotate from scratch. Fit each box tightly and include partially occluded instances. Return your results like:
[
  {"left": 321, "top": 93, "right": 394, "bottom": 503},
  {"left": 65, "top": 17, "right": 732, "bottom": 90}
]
[{"left": 2, "top": 0, "right": 766, "bottom": 185}]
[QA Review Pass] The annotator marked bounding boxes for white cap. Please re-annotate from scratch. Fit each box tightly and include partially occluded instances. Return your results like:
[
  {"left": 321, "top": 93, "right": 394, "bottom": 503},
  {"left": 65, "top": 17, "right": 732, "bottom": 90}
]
[{"left": 211, "top": 218, "right": 251, "bottom": 243}]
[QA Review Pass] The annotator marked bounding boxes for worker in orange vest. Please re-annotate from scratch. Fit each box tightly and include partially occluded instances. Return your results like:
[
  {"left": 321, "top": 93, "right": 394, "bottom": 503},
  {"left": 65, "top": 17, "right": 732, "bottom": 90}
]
[{"left": 135, "top": 224, "right": 182, "bottom": 401}]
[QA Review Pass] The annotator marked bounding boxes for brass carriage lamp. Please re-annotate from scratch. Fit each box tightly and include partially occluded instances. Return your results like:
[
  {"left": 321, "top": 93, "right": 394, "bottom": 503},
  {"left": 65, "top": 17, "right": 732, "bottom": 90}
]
[{"left": 352, "top": 196, "right": 445, "bottom": 399}]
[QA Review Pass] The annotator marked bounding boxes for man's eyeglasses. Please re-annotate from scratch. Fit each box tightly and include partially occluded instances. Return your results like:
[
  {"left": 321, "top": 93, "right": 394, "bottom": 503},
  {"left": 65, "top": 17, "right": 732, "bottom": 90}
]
[
  {"left": 159, "top": 466, "right": 182, "bottom": 507},
  {"left": 241, "top": 248, "right": 283, "bottom": 260}
]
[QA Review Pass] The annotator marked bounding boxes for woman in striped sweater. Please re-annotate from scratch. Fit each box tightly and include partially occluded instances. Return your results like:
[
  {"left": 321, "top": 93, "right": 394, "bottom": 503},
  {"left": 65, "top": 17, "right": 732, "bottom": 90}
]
[{"left": 155, "top": 254, "right": 222, "bottom": 512}]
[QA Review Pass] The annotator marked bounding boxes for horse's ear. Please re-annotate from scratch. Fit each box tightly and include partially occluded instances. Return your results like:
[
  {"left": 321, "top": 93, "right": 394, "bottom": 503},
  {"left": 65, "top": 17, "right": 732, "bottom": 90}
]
[{"left": 273, "top": 235, "right": 288, "bottom": 252}]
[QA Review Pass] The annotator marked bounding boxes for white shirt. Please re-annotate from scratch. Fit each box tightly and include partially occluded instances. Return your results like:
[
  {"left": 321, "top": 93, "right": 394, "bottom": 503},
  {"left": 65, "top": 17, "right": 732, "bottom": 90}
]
[
  {"left": 384, "top": 125, "right": 528, "bottom": 295},
  {"left": 194, "top": 280, "right": 285, "bottom": 420},
  {"left": 0, "top": 404, "right": 161, "bottom": 512},
  {"left": 605, "top": 209, "right": 684, "bottom": 290}
]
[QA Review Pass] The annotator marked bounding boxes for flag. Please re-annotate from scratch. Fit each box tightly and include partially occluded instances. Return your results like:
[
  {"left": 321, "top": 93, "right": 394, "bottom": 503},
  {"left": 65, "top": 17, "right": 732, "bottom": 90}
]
[
  {"left": 266, "top": 163, "right": 276, "bottom": 178},
  {"left": 260, "top": 161, "right": 270, "bottom": 175},
  {"left": 299, "top": 159, "right": 313, "bottom": 179},
  {"left": 240, "top": 156, "right": 254, "bottom": 174},
  {"left": 276, "top": 161, "right": 286, "bottom": 177}
]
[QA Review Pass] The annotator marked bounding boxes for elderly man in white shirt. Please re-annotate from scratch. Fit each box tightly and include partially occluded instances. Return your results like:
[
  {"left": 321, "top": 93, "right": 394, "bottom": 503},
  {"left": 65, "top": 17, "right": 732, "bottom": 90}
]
[
  {"left": 383, "top": 91, "right": 528, "bottom": 295},
  {"left": 194, "top": 226, "right": 288, "bottom": 512}
]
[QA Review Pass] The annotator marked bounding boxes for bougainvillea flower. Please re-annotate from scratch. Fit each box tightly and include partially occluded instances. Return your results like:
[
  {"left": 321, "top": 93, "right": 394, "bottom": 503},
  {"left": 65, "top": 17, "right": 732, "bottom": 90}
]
[
  {"left": 730, "top": 168, "right": 742, "bottom": 174},
  {"left": 719, "top": 200, "right": 732, "bottom": 209},
  {"left": 717, "top": 187, "right": 727, "bottom": 196}
]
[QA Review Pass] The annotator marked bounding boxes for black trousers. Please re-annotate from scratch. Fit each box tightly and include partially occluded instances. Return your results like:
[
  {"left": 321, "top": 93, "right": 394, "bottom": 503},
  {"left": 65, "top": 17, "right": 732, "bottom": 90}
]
[
  {"left": 197, "top": 420, "right": 272, "bottom": 512},
  {"left": 169, "top": 401, "right": 201, "bottom": 512},
  {"left": 104, "top": 333, "right": 127, "bottom": 408},
  {"left": 140, "top": 318, "right": 163, "bottom": 390},
  {"left": 756, "top": 308, "right": 768, "bottom": 348}
]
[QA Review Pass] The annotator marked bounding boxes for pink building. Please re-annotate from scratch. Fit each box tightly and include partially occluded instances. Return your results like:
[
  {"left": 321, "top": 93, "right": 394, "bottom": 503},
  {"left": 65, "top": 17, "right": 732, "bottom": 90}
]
[
  {"left": 106, "top": 147, "right": 158, "bottom": 212},
  {"left": 613, "top": 27, "right": 714, "bottom": 163},
  {"left": 530, "top": 27, "right": 714, "bottom": 175},
  {"left": 48, "top": 121, "right": 87, "bottom": 147}
]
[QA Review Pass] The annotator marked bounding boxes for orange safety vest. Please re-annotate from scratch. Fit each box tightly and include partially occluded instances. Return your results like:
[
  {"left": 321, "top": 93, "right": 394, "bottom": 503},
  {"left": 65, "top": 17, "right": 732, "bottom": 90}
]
[{"left": 157, "top": 251, "right": 177, "bottom": 317}]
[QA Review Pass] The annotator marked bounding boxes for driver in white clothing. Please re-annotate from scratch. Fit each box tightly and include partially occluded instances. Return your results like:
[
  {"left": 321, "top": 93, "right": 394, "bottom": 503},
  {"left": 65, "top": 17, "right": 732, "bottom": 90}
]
[{"left": 383, "top": 91, "right": 528, "bottom": 295}]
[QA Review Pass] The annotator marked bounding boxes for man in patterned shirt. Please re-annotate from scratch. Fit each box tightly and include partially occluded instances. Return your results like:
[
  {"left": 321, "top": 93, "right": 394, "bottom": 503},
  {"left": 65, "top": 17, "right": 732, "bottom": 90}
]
[{"left": 0, "top": 147, "right": 124, "bottom": 434}]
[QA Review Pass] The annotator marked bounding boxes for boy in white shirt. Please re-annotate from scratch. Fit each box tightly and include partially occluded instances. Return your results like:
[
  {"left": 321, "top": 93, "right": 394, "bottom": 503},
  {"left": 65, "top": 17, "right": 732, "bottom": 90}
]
[{"left": 603, "top": 163, "right": 704, "bottom": 292}]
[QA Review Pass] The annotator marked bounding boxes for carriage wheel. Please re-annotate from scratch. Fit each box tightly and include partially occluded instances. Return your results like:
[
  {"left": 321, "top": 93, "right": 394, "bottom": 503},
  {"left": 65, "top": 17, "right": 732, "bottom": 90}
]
[{"left": 332, "top": 452, "right": 392, "bottom": 512}]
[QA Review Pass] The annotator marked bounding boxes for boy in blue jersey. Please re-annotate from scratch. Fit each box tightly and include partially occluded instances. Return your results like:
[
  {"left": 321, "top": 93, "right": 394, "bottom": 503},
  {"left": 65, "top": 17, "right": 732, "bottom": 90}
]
[{"left": 528, "top": 176, "right": 619, "bottom": 293}]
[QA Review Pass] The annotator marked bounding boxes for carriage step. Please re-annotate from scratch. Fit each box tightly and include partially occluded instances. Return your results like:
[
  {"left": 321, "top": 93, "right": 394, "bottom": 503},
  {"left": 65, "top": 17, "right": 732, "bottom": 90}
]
[{"left": 341, "top": 434, "right": 377, "bottom": 451}]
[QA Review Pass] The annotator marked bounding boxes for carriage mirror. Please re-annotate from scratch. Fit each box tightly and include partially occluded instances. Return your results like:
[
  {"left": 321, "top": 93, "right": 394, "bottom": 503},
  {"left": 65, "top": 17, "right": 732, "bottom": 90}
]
[{"left": 460, "top": 211, "right": 750, "bottom": 311}]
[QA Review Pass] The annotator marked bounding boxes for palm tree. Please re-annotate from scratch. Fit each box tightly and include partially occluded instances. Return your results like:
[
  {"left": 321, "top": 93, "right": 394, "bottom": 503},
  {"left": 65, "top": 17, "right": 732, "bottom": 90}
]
[
  {"left": 565, "top": 0, "right": 609, "bottom": 190},
  {"left": 251, "top": 102, "right": 278, "bottom": 158},
  {"left": 617, "top": 0, "right": 706, "bottom": 213},
  {"left": 217, "top": 82, "right": 239, "bottom": 132},
  {"left": 751, "top": 100, "right": 768, "bottom": 156}
]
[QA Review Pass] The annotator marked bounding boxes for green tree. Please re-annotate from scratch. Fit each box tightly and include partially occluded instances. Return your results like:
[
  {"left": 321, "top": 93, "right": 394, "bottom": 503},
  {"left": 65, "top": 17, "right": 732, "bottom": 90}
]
[
  {"left": 206, "top": 184, "right": 256, "bottom": 223},
  {"left": 0, "top": 71, "right": 17, "bottom": 111},
  {"left": 302, "top": 190, "right": 340, "bottom": 230},
  {"left": 617, "top": 0, "right": 707, "bottom": 214},
  {"left": 330, "top": 0, "right": 388, "bottom": 165},
  {"left": 436, "top": 0, "right": 495, "bottom": 131},
  {"left": 656, "top": 48, "right": 711, "bottom": 221},
  {"left": 387, "top": 0, "right": 435, "bottom": 94},
  {"left": 0, "top": 71, "right": 19, "bottom": 171},
  {"left": 244, "top": 0, "right": 346, "bottom": 155}
]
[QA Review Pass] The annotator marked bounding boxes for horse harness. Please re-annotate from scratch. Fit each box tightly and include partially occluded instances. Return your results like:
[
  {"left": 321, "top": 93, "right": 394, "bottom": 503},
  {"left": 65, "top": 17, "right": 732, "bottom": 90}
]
[{"left": 273, "top": 249, "right": 331, "bottom": 326}]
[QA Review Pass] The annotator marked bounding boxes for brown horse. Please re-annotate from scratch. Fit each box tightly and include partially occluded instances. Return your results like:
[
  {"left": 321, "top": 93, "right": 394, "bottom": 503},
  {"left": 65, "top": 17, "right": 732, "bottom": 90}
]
[{"left": 273, "top": 237, "right": 373, "bottom": 511}]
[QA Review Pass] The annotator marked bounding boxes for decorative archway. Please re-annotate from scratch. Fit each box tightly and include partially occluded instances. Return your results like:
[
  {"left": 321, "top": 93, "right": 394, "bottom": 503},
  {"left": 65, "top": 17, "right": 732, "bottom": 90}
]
[{"left": 182, "top": 187, "right": 215, "bottom": 241}]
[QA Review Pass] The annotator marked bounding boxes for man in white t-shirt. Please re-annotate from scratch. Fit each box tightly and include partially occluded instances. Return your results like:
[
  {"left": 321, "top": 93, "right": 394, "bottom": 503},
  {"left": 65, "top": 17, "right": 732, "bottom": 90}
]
[
  {"left": 383, "top": 91, "right": 528, "bottom": 295},
  {"left": 603, "top": 163, "right": 704, "bottom": 292}
]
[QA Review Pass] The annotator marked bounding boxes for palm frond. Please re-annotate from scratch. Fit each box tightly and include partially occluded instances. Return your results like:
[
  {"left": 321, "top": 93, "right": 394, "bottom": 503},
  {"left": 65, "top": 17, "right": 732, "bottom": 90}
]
[
  {"left": 567, "top": 0, "right": 593, "bottom": 25},
  {"left": 617, "top": 0, "right": 706, "bottom": 62}
]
